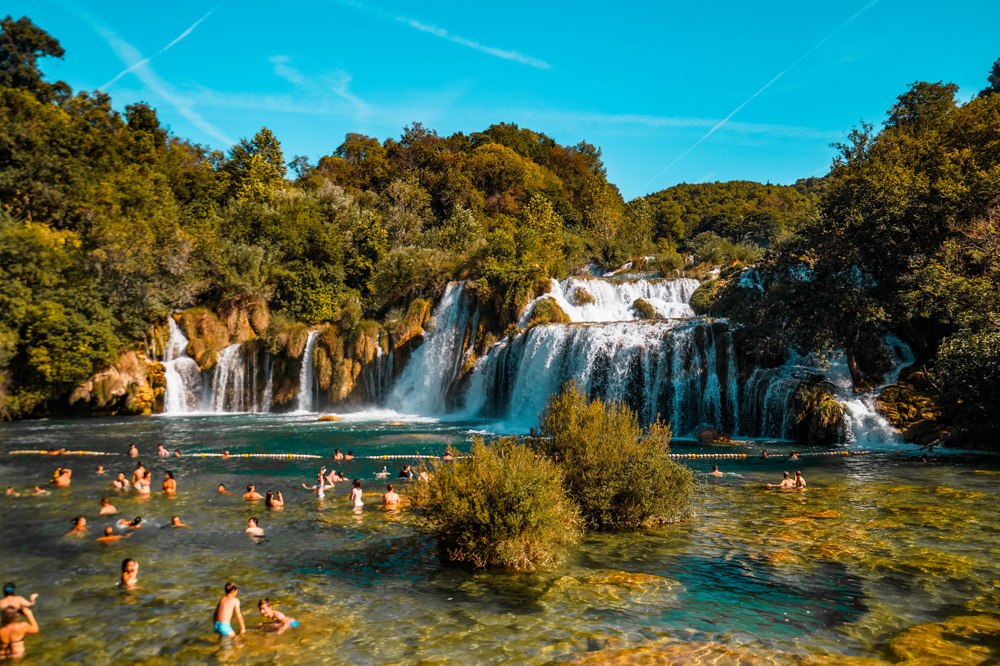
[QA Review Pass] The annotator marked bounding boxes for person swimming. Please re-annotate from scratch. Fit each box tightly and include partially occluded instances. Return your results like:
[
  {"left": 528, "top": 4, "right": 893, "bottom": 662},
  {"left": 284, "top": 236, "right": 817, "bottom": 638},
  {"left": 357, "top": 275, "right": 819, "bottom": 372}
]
[
  {"left": 265, "top": 491, "right": 284, "bottom": 509},
  {"left": 302, "top": 470, "right": 329, "bottom": 498},
  {"left": 350, "top": 479, "right": 364, "bottom": 508},
  {"left": 99, "top": 497, "right": 117, "bottom": 515},
  {"left": 243, "top": 485, "right": 263, "bottom": 501},
  {"left": 213, "top": 582, "right": 245, "bottom": 636},
  {"left": 157, "top": 445, "right": 169, "bottom": 457},
  {"left": 95, "top": 465, "right": 106, "bottom": 475},
  {"left": 120, "top": 558, "right": 138, "bottom": 588},
  {"left": 794, "top": 470, "right": 807, "bottom": 488},
  {"left": 382, "top": 484, "right": 400, "bottom": 506},
  {"left": 135, "top": 471, "right": 152, "bottom": 495},
  {"left": 218, "top": 484, "right": 234, "bottom": 495},
  {"left": 332, "top": 449, "right": 344, "bottom": 460},
  {"left": 0, "top": 584, "right": 37, "bottom": 612},
  {"left": 245, "top": 518, "right": 264, "bottom": 536},
  {"left": 112, "top": 473, "right": 130, "bottom": 492},
  {"left": 96, "top": 527, "right": 130, "bottom": 544},
  {"left": 131, "top": 462, "right": 146, "bottom": 487},
  {"left": 344, "top": 451, "right": 354, "bottom": 461},
  {"left": 258, "top": 598, "right": 298, "bottom": 632},
  {"left": 708, "top": 465, "right": 724, "bottom": 477},
  {"left": 167, "top": 516, "right": 191, "bottom": 529},
  {"left": 162, "top": 471, "right": 176, "bottom": 494},
  {"left": 128, "top": 444, "right": 138, "bottom": 458},
  {"left": 0, "top": 606, "right": 39, "bottom": 659},
  {"left": 767, "top": 472, "right": 794, "bottom": 489},
  {"left": 375, "top": 466, "right": 389, "bottom": 479},
  {"left": 67, "top": 516, "right": 88, "bottom": 536},
  {"left": 117, "top": 516, "right": 142, "bottom": 529},
  {"left": 50, "top": 468, "right": 72, "bottom": 487}
]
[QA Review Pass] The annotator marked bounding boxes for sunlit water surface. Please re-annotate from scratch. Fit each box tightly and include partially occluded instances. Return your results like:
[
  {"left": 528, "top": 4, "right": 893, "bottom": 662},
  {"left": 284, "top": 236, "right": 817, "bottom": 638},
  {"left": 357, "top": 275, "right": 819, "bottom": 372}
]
[{"left": 1, "top": 413, "right": 999, "bottom": 665}]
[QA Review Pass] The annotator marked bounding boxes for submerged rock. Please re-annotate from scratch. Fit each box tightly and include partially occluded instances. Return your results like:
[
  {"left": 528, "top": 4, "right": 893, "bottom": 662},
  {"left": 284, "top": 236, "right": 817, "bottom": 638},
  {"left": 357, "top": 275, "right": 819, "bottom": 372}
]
[{"left": 317, "top": 415, "right": 344, "bottom": 422}]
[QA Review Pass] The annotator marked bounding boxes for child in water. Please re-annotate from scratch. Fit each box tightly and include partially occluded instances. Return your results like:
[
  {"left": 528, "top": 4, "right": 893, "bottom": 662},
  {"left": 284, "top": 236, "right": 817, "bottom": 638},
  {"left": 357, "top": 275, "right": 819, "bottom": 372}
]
[
  {"left": 258, "top": 598, "right": 299, "bottom": 632},
  {"left": 213, "top": 582, "right": 246, "bottom": 636}
]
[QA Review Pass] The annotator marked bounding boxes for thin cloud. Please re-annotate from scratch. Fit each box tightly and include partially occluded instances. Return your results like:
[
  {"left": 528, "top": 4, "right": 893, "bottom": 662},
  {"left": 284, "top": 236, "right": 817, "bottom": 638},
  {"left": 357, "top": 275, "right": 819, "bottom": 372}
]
[
  {"left": 269, "top": 55, "right": 368, "bottom": 117},
  {"left": 333, "top": 0, "right": 551, "bottom": 69},
  {"left": 637, "top": 0, "right": 882, "bottom": 196},
  {"left": 89, "top": 20, "right": 234, "bottom": 146},
  {"left": 100, "top": 1, "right": 227, "bottom": 90}
]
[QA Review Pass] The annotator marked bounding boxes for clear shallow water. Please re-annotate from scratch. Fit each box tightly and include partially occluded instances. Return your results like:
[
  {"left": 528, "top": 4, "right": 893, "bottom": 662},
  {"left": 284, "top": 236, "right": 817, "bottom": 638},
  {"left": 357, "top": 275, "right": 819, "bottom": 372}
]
[{"left": 1, "top": 414, "right": 1000, "bottom": 665}]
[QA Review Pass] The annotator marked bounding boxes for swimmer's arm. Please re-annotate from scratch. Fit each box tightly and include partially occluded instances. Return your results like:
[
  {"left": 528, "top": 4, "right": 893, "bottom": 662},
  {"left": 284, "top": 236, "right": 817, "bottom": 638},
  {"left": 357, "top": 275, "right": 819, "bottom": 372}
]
[
  {"left": 235, "top": 601, "right": 246, "bottom": 634},
  {"left": 20, "top": 607, "right": 39, "bottom": 634},
  {"left": 301, "top": 484, "right": 316, "bottom": 490}
]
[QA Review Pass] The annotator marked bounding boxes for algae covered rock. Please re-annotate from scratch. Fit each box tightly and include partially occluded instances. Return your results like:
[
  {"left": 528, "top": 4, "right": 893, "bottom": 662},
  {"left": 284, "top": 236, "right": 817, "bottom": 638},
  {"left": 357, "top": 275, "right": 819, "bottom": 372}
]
[
  {"left": 876, "top": 370, "right": 946, "bottom": 446},
  {"left": 631, "top": 298, "right": 658, "bottom": 320},
  {"left": 529, "top": 297, "right": 571, "bottom": 325},
  {"left": 571, "top": 284, "right": 596, "bottom": 306},
  {"left": 689, "top": 278, "right": 720, "bottom": 315},
  {"left": 792, "top": 380, "right": 845, "bottom": 444},
  {"left": 178, "top": 308, "right": 230, "bottom": 370}
]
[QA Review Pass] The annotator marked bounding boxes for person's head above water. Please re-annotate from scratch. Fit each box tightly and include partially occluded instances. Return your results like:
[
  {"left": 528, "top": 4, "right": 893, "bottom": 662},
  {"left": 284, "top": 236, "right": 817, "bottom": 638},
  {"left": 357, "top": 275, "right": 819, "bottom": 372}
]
[
  {"left": 353, "top": 479, "right": 361, "bottom": 488},
  {"left": 3, "top": 583, "right": 14, "bottom": 597},
  {"left": 104, "top": 527, "right": 114, "bottom": 536},
  {"left": 225, "top": 581, "right": 238, "bottom": 596},
  {"left": 130, "top": 517, "right": 142, "bottom": 527},
  {"left": 171, "top": 516, "right": 183, "bottom": 526},
  {"left": 248, "top": 517, "right": 258, "bottom": 527}
]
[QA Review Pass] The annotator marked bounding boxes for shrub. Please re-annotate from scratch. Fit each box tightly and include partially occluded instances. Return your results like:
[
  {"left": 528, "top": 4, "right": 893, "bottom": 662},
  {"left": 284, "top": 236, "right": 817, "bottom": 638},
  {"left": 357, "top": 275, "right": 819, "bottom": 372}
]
[
  {"left": 410, "top": 438, "right": 581, "bottom": 570},
  {"left": 689, "top": 279, "right": 720, "bottom": 315},
  {"left": 537, "top": 382, "right": 694, "bottom": 530},
  {"left": 529, "top": 297, "right": 571, "bottom": 325}
]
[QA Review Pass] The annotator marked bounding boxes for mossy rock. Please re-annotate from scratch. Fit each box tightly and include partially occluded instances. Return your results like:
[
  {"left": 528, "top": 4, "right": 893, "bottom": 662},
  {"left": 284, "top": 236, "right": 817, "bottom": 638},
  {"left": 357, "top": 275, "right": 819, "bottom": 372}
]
[
  {"left": 631, "top": 298, "right": 658, "bottom": 319},
  {"left": 572, "top": 285, "right": 596, "bottom": 306},
  {"left": 689, "top": 279, "right": 721, "bottom": 315},
  {"left": 179, "top": 308, "right": 230, "bottom": 370},
  {"left": 792, "top": 381, "right": 845, "bottom": 444},
  {"left": 529, "top": 297, "right": 571, "bottom": 325},
  {"left": 876, "top": 371, "right": 945, "bottom": 445}
]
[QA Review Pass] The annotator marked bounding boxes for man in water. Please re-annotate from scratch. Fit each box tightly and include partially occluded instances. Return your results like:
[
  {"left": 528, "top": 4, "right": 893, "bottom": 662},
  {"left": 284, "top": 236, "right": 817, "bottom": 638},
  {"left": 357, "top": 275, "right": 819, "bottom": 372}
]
[
  {"left": 157, "top": 445, "right": 169, "bottom": 457},
  {"left": 708, "top": 465, "right": 724, "bottom": 477},
  {"left": 174, "top": 450, "right": 182, "bottom": 457},
  {"left": 243, "top": 485, "right": 263, "bottom": 501},
  {"left": 5, "top": 487, "right": 19, "bottom": 497},
  {"left": 767, "top": 472, "right": 794, "bottom": 489},
  {"left": 794, "top": 470, "right": 807, "bottom": 488},
  {"left": 218, "top": 484, "right": 234, "bottom": 495},
  {"left": 128, "top": 444, "right": 138, "bottom": 458},
  {"left": 213, "top": 582, "right": 246, "bottom": 636},
  {"left": 131, "top": 462, "right": 146, "bottom": 487},
  {"left": 258, "top": 598, "right": 298, "bottom": 632},
  {"left": 50, "top": 468, "right": 72, "bottom": 487},
  {"left": 112, "top": 473, "right": 130, "bottom": 491},
  {"left": 99, "top": 497, "right": 117, "bottom": 515},
  {"left": 333, "top": 449, "right": 344, "bottom": 460},
  {"left": 442, "top": 451, "right": 454, "bottom": 461},
  {"left": 382, "top": 484, "right": 400, "bottom": 506},
  {"left": 789, "top": 451, "right": 799, "bottom": 460},
  {"left": 32, "top": 486, "right": 47, "bottom": 496},
  {"left": 95, "top": 465, "right": 106, "bottom": 475},
  {"left": 0, "top": 584, "right": 38, "bottom": 612},
  {"left": 245, "top": 518, "right": 264, "bottom": 536},
  {"left": 399, "top": 465, "right": 414, "bottom": 480},
  {"left": 345, "top": 451, "right": 354, "bottom": 461},
  {"left": 96, "top": 527, "right": 130, "bottom": 544},
  {"left": 761, "top": 449, "right": 769, "bottom": 459},
  {"left": 167, "top": 516, "right": 191, "bottom": 529}
]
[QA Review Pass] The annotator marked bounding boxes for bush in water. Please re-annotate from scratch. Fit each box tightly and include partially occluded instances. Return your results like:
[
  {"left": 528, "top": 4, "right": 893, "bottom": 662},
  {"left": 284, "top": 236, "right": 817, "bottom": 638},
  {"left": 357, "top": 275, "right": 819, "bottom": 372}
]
[
  {"left": 538, "top": 381, "right": 694, "bottom": 530},
  {"left": 411, "top": 437, "right": 581, "bottom": 570}
]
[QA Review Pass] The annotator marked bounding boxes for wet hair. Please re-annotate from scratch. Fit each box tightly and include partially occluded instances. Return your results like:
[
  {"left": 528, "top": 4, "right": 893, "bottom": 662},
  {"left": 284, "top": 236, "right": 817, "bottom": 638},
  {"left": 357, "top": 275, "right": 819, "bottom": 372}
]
[
  {"left": 131, "top": 516, "right": 142, "bottom": 526},
  {"left": 218, "top": 484, "right": 226, "bottom": 490},
  {"left": 247, "top": 484, "right": 254, "bottom": 491},
  {"left": 100, "top": 497, "right": 109, "bottom": 505},
  {"left": 347, "top": 451, "right": 352, "bottom": 456},
  {"left": 782, "top": 471, "right": 789, "bottom": 478},
  {"left": 225, "top": 582, "right": 238, "bottom": 594},
  {"left": 3, "top": 583, "right": 14, "bottom": 596},
  {"left": 122, "top": 558, "right": 136, "bottom": 572},
  {"left": 248, "top": 517, "right": 258, "bottom": 526},
  {"left": 387, "top": 484, "right": 393, "bottom": 491},
  {"left": 353, "top": 479, "right": 361, "bottom": 488},
  {"left": 2, "top": 607, "right": 18, "bottom": 627},
  {"left": 265, "top": 491, "right": 274, "bottom": 500},
  {"left": 795, "top": 470, "right": 802, "bottom": 475},
  {"left": 165, "top": 471, "right": 174, "bottom": 479},
  {"left": 73, "top": 516, "right": 85, "bottom": 526},
  {"left": 258, "top": 597, "right": 271, "bottom": 608},
  {"left": 712, "top": 465, "right": 718, "bottom": 471}
]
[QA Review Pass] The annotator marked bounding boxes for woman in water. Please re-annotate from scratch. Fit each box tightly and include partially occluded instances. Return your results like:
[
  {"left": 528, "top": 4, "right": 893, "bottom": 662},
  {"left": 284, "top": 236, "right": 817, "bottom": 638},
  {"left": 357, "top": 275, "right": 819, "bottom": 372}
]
[
  {"left": 302, "top": 470, "right": 329, "bottom": 498},
  {"left": 265, "top": 491, "right": 284, "bottom": 510},
  {"left": 135, "top": 471, "right": 151, "bottom": 496},
  {"left": 120, "top": 559, "right": 138, "bottom": 589},
  {"left": 0, "top": 606, "right": 39, "bottom": 658},
  {"left": 350, "top": 479, "right": 363, "bottom": 509},
  {"left": 162, "top": 471, "right": 176, "bottom": 494}
]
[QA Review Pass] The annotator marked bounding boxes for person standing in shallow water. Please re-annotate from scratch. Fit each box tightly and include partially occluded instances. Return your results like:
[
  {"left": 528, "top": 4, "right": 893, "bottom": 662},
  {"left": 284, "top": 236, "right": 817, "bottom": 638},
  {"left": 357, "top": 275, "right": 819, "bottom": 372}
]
[
  {"left": 350, "top": 479, "right": 363, "bottom": 508},
  {"left": 0, "top": 606, "right": 39, "bottom": 659},
  {"left": 794, "top": 470, "right": 806, "bottom": 488},
  {"left": 120, "top": 559, "right": 138, "bottom": 589},
  {"left": 213, "top": 582, "right": 245, "bottom": 637}
]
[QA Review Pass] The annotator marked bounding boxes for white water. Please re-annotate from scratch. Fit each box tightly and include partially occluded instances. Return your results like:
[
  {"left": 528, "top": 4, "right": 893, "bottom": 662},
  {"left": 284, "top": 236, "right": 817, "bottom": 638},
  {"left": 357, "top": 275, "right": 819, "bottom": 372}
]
[
  {"left": 210, "top": 344, "right": 244, "bottom": 412},
  {"left": 297, "top": 331, "right": 320, "bottom": 413},
  {"left": 518, "top": 277, "right": 700, "bottom": 326},
  {"left": 162, "top": 318, "right": 201, "bottom": 414},
  {"left": 389, "top": 284, "right": 469, "bottom": 414}
]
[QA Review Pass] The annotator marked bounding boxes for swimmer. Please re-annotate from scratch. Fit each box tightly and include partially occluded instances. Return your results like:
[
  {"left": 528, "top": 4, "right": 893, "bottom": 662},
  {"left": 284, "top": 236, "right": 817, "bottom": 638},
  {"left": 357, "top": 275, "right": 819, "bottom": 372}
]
[
  {"left": 789, "top": 451, "right": 799, "bottom": 460},
  {"left": 218, "top": 484, "right": 234, "bottom": 496},
  {"left": 162, "top": 471, "right": 176, "bottom": 494},
  {"left": 375, "top": 466, "right": 389, "bottom": 479},
  {"left": 173, "top": 449, "right": 182, "bottom": 458},
  {"left": 708, "top": 465, "right": 724, "bottom": 477},
  {"left": 46, "top": 448, "right": 66, "bottom": 455},
  {"left": 382, "top": 484, "right": 400, "bottom": 506},
  {"left": 258, "top": 598, "right": 298, "bottom": 632},
  {"left": 67, "top": 516, "right": 88, "bottom": 536},
  {"left": 50, "top": 468, "right": 72, "bottom": 487},
  {"left": 96, "top": 527, "right": 130, "bottom": 543},
  {"left": 95, "top": 465, "right": 106, "bottom": 475},
  {"left": 345, "top": 451, "right": 354, "bottom": 461},
  {"left": 118, "top": 516, "right": 142, "bottom": 530},
  {"left": 333, "top": 449, "right": 344, "bottom": 460},
  {"left": 4, "top": 487, "right": 19, "bottom": 497},
  {"left": 442, "top": 451, "right": 454, "bottom": 461},
  {"left": 398, "top": 465, "right": 413, "bottom": 480},
  {"left": 157, "top": 445, "right": 169, "bottom": 457},
  {"left": 128, "top": 444, "right": 138, "bottom": 458},
  {"left": 243, "top": 485, "right": 263, "bottom": 501},
  {"left": 265, "top": 491, "right": 284, "bottom": 509},
  {"left": 794, "top": 470, "right": 806, "bottom": 488},
  {"left": 222, "top": 451, "right": 231, "bottom": 459},
  {"left": 302, "top": 471, "right": 329, "bottom": 498},
  {"left": 120, "top": 558, "right": 138, "bottom": 589},
  {"left": 32, "top": 486, "right": 47, "bottom": 496},
  {"left": 761, "top": 449, "right": 769, "bottom": 459},
  {"left": 131, "top": 462, "right": 146, "bottom": 487},
  {"left": 767, "top": 471, "right": 794, "bottom": 489},
  {"left": 213, "top": 582, "right": 246, "bottom": 636},
  {"left": 135, "top": 471, "right": 152, "bottom": 495},
  {"left": 350, "top": 479, "right": 363, "bottom": 508},
  {"left": 0, "top": 606, "right": 39, "bottom": 659},
  {"left": 112, "top": 473, "right": 130, "bottom": 491},
  {"left": 0, "top": 584, "right": 38, "bottom": 612},
  {"left": 167, "top": 516, "right": 191, "bottom": 529},
  {"left": 245, "top": 517, "right": 264, "bottom": 537},
  {"left": 99, "top": 497, "right": 117, "bottom": 515}
]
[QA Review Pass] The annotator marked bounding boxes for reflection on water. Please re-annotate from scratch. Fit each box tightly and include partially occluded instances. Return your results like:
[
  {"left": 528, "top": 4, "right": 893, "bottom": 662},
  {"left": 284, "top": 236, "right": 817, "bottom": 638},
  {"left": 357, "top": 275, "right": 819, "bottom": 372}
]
[{"left": 1, "top": 414, "right": 1000, "bottom": 664}]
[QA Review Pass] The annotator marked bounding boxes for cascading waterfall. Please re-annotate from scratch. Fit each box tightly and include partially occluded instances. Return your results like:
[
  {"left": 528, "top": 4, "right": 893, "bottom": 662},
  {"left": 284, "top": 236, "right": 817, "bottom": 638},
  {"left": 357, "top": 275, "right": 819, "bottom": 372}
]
[
  {"left": 519, "top": 277, "right": 700, "bottom": 325},
  {"left": 389, "top": 283, "right": 469, "bottom": 414},
  {"left": 162, "top": 318, "right": 202, "bottom": 414},
  {"left": 211, "top": 344, "right": 245, "bottom": 412},
  {"left": 297, "top": 331, "right": 320, "bottom": 413}
]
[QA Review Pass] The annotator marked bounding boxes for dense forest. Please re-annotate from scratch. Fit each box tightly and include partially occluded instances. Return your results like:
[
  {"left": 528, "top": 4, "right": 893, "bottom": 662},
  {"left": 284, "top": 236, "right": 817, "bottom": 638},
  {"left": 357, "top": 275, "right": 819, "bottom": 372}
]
[{"left": 1, "top": 15, "right": 999, "bottom": 448}]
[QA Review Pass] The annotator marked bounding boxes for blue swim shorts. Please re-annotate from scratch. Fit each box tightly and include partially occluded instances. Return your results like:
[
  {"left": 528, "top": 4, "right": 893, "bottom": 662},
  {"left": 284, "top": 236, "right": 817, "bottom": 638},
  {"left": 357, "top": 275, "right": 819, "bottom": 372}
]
[
  {"left": 289, "top": 620, "right": 299, "bottom": 628},
  {"left": 214, "top": 621, "right": 235, "bottom": 636}
]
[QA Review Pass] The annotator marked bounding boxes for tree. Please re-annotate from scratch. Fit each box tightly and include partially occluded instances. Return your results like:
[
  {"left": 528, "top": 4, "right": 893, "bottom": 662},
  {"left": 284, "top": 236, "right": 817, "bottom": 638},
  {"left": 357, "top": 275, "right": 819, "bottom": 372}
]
[
  {"left": 0, "top": 16, "right": 65, "bottom": 97},
  {"left": 979, "top": 57, "right": 1000, "bottom": 98},
  {"left": 224, "top": 127, "right": 286, "bottom": 202}
]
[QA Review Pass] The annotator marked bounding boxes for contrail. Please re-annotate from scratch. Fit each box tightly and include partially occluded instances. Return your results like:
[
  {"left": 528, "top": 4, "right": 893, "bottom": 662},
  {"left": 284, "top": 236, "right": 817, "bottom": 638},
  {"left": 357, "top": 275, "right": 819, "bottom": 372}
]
[
  {"left": 637, "top": 0, "right": 882, "bottom": 196},
  {"left": 100, "top": 0, "right": 227, "bottom": 90}
]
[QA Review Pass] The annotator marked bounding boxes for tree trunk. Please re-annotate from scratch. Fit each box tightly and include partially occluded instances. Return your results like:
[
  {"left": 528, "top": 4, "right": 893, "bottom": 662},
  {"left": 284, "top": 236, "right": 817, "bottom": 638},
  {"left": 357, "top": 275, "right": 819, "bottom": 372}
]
[{"left": 846, "top": 345, "right": 862, "bottom": 390}]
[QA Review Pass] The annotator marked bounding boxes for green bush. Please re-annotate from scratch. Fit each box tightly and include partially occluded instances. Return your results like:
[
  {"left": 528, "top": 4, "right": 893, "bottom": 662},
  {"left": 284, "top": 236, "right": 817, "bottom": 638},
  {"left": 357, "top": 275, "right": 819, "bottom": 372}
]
[
  {"left": 935, "top": 330, "right": 1000, "bottom": 441},
  {"left": 537, "top": 382, "right": 694, "bottom": 530},
  {"left": 631, "top": 298, "right": 658, "bottom": 319},
  {"left": 689, "top": 279, "right": 720, "bottom": 315},
  {"left": 529, "top": 297, "right": 571, "bottom": 325},
  {"left": 411, "top": 437, "right": 581, "bottom": 570}
]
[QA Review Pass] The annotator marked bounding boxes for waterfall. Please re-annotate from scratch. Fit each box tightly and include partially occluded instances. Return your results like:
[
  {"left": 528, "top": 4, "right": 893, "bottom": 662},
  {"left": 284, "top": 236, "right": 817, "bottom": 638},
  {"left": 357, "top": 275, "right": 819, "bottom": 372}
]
[
  {"left": 261, "top": 352, "right": 274, "bottom": 413},
  {"left": 211, "top": 344, "right": 246, "bottom": 412},
  {"left": 519, "top": 277, "right": 700, "bottom": 326},
  {"left": 297, "top": 331, "right": 320, "bottom": 413},
  {"left": 389, "top": 283, "right": 469, "bottom": 414},
  {"left": 162, "top": 318, "right": 202, "bottom": 414}
]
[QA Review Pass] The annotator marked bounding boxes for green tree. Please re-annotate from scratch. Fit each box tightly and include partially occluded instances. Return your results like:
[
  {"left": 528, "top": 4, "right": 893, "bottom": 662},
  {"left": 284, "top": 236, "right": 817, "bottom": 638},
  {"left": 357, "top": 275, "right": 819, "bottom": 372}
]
[
  {"left": 224, "top": 127, "right": 287, "bottom": 202},
  {"left": 978, "top": 56, "right": 1000, "bottom": 98},
  {"left": 0, "top": 15, "right": 66, "bottom": 98}
]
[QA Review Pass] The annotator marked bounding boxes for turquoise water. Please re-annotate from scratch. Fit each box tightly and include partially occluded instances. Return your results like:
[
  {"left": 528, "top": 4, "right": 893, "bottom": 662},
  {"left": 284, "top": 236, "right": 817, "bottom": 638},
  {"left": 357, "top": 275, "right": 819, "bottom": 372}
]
[{"left": 1, "top": 412, "right": 999, "bottom": 664}]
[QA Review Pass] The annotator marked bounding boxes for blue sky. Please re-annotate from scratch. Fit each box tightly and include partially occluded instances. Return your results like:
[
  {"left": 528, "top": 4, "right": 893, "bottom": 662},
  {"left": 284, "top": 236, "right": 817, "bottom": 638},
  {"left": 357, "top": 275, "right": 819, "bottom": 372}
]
[{"left": 11, "top": 0, "right": 1000, "bottom": 197}]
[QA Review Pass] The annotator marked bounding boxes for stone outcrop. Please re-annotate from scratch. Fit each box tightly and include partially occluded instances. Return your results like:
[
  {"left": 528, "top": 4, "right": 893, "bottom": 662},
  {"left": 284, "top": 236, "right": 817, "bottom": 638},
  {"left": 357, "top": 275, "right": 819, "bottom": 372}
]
[
  {"left": 876, "top": 370, "right": 946, "bottom": 446},
  {"left": 70, "top": 351, "right": 164, "bottom": 415},
  {"left": 792, "top": 380, "right": 846, "bottom": 444}
]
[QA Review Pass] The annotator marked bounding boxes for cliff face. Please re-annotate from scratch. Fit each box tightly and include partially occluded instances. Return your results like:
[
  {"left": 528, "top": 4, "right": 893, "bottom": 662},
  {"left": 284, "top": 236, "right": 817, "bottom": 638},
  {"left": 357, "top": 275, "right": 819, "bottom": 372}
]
[{"left": 69, "top": 351, "right": 164, "bottom": 416}]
